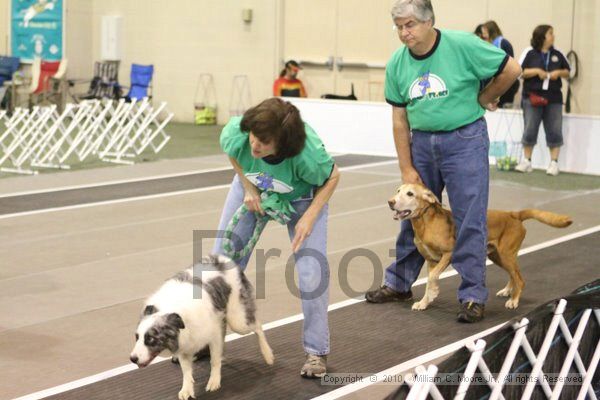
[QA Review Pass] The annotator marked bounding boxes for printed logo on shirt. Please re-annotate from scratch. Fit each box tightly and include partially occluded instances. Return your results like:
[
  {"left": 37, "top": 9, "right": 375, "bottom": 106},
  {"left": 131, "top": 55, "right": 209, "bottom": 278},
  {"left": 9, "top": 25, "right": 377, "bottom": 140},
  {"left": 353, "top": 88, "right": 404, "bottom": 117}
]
[
  {"left": 408, "top": 71, "right": 449, "bottom": 102},
  {"left": 246, "top": 172, "right": 293, "bottom": 193},
  {"left": 551, "top": 55, "right": 559, "bottom": 63}
]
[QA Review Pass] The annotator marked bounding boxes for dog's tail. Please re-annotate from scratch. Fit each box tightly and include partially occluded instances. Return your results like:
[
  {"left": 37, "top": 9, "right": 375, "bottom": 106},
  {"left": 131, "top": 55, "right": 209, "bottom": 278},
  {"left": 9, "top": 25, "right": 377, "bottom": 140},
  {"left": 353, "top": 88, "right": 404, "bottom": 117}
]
[
  {"left": 253, "top": 323, "right": 274, "bottom": 365},
  {"left": 512, "top": 209, "right": 572, "bottom": 228}
]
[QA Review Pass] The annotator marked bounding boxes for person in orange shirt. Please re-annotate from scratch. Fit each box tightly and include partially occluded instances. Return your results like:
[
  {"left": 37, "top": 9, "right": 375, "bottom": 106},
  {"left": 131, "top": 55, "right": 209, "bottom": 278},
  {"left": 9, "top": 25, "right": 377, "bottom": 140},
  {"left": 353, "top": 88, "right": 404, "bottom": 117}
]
[{"left": 273, "top": 60, "right": 307, "bottom": 98}]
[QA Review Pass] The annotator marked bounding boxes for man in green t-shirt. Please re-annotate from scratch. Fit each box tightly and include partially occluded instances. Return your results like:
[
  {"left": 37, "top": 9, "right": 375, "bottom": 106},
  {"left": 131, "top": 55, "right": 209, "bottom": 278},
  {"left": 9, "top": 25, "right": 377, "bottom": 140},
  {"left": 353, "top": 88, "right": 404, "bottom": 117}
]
[{"left": 365, "top": 0, "right": 521, "bottom": 323}]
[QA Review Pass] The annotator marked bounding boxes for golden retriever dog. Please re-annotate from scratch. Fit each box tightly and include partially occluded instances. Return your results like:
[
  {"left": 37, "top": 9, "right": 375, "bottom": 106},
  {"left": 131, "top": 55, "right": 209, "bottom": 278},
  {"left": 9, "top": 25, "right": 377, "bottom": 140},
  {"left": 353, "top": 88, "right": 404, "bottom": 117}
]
[{"left": 388, "top": 183, "right": 572, "bottom": 310}]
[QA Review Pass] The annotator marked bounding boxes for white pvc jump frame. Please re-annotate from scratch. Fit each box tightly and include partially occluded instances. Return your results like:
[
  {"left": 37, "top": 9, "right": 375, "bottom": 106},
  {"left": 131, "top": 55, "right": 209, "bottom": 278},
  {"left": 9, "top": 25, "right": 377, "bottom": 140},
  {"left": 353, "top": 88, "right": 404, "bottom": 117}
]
[
  {"left": 405, "top": 299, "right": 600, "bottom": 400},
  {"left": 99, "top": 98, "right": 172, "bottom": 165},
  {"left": 0, "top": 97, "right": 173, "bottom": 175}
]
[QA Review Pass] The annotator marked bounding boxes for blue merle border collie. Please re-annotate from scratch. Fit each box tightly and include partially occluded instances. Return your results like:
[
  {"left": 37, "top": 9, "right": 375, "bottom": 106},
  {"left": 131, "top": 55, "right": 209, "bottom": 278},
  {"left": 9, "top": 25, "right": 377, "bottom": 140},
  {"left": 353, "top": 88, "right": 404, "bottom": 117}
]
[{"left": 129, "top": 255, "right": 274, "bottom": 400}]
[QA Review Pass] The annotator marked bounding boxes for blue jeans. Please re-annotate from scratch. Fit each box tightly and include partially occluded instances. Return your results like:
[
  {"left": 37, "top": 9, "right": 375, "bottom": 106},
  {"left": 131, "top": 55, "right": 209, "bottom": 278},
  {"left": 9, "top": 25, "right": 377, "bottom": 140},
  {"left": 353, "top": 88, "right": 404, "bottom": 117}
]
[
  {"left": 385, "top": 118, "right": 490, "bottom": 304},
  {"left": 521, "top": 98, "right": 564, "bottom": 147},
  {"left": 213, "top": 175, "right": 330, "bottom": 355}
]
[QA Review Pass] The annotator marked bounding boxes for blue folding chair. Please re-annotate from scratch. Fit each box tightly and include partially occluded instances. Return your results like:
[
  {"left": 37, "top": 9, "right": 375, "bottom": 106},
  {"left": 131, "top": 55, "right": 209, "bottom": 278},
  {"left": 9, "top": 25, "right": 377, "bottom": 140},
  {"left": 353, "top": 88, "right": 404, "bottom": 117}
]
[
  {"left": 124, "top": 63, "right": 154, "bottom": 102},
  {"left": 0, "top": 56, "right": 20, "bottom": 108}
]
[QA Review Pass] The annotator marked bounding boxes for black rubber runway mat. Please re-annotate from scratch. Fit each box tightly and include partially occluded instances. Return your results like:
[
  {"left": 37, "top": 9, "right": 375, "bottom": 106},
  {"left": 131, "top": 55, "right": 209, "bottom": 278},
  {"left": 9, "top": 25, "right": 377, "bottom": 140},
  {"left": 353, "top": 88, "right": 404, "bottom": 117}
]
[
  {"left": 39, "top": 232, "right": 600, "bottom": 400},
  {"left": 0, "top": 154, "right": 394, "bottom": 215}
]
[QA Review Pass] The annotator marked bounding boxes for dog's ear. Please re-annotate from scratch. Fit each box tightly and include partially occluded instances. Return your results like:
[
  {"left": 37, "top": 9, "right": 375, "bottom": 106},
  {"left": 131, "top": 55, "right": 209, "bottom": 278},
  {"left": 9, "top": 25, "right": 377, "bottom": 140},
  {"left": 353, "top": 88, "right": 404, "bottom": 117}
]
[
  {"left": 166, "top": 313, "right": 185, "bottom": 330},
  {"left": 143, "top": 305, "right": 158, "bottom": 316},
  {"left": 421, "top": 189, "right": 440, "bottom": 205}
]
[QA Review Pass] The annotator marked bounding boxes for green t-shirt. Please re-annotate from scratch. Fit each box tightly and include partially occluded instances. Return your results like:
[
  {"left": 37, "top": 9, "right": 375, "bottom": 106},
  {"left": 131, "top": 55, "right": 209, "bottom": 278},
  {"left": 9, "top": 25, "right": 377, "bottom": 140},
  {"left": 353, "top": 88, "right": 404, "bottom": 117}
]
[
  {"left": 220, "top": 116, "right": 334, "bottom": 201},
  {"left": 385, "top": 29, "right": 508, "bottom": 131}
]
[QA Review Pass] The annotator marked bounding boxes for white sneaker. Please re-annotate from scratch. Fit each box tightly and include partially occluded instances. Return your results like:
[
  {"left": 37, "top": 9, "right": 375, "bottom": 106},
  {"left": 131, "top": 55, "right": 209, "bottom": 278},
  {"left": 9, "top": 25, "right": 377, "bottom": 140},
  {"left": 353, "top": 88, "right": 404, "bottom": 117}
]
[
  {"left": 546, "top": 160, "right": 559, "bottom": 176},
  {"left": 515, "top": 159, "right": 533, "bottom": 173}
]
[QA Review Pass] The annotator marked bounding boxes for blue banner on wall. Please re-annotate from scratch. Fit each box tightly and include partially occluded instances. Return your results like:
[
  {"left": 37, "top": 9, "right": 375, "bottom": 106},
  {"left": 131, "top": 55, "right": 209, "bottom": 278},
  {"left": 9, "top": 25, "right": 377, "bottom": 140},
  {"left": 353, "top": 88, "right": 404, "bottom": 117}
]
[{"left": 11, "top": 0, "right": 64, "bottom": 61}]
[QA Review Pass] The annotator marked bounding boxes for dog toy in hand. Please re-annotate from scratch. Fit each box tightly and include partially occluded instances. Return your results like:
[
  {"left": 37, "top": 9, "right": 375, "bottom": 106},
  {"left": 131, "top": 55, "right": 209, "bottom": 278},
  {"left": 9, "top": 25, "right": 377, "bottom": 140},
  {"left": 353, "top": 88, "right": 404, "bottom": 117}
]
[{"left": 223, "top": 192, "right": 296, "bottom": 260}]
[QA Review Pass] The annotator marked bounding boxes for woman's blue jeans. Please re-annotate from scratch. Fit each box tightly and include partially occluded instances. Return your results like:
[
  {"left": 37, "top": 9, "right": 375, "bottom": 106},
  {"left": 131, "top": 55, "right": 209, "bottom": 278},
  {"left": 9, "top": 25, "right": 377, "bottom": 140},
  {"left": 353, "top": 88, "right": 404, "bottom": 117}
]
[{"left": 213, "top": 175, "right": 330, "bottom": 355}]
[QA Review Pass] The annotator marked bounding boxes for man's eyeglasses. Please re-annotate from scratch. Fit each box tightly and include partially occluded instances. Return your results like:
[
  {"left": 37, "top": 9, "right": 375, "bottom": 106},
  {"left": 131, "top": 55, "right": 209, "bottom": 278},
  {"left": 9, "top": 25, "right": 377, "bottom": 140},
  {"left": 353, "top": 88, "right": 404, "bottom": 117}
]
[{"left": 392, "top": 20, "right": 421, "bottom": 33}]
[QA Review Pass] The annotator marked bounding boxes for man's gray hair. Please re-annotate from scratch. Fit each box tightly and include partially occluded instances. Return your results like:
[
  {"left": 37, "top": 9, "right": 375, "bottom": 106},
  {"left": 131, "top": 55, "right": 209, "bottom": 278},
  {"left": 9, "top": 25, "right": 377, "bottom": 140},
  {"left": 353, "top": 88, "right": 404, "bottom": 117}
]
[{"left": 391, "top": 0, "right": 435, "bottom": 25}]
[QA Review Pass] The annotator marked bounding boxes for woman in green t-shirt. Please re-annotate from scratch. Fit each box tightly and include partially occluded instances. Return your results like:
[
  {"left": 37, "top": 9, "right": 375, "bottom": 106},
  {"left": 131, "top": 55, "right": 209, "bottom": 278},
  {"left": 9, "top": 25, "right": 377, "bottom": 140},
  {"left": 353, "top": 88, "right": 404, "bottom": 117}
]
[{"left": 213, "top": 98, "right": 340, "bottom": 378}]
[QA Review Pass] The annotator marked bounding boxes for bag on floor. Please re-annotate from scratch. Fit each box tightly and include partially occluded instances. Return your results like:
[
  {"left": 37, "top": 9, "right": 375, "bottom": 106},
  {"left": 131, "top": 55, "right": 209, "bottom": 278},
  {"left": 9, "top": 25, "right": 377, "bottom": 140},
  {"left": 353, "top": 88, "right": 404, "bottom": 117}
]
[
  {"left": 321, "top": 83, "right": 357, "bottom": 101},
  {"left": 194, "top": 103, "right": 217, "bottom": 125}
]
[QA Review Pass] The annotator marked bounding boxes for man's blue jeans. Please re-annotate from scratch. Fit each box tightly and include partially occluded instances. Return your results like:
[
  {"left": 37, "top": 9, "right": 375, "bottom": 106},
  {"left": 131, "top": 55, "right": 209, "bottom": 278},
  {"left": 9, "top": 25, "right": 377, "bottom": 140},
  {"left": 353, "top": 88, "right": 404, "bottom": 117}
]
[{"left": 385, "top": 118, "right": 490, "bottom": 304}]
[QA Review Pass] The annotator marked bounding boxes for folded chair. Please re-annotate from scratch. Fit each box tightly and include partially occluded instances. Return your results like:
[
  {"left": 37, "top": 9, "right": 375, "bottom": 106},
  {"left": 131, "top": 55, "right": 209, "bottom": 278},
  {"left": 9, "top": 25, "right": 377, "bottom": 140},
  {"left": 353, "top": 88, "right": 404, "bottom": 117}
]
[
  {"left": 69, "top": 60, "right": 121, "bottom": 101},
  {"left": 0, "top": 56, "right": 20, "bottom": 109},
  {"left": 124, "top": 64, "right": 154, "bottom": 102}
]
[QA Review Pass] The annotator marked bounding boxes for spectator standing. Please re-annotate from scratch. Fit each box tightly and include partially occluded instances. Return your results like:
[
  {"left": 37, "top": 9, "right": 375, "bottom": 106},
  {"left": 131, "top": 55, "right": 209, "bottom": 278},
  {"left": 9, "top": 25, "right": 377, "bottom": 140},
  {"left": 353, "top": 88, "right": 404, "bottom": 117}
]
[
  {"left": 483, "top": 20, "right": 520, "bottom": 107},
  {"left": 515, "top": 25, "right": 570, "bottom": 176}
]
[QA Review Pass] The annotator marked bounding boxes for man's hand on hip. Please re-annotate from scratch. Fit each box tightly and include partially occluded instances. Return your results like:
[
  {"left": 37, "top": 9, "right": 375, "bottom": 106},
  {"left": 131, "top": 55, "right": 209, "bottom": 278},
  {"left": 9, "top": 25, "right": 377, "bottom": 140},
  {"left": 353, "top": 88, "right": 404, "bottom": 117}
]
[{"left": 479, "top": 94, "right": 500, "bottom": 111}]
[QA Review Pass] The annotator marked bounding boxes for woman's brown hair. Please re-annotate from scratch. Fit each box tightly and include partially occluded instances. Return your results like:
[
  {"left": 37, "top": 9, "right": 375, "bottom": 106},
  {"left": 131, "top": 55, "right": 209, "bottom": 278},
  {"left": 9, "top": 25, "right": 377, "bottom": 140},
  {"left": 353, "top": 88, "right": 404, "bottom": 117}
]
[
  {"left": 483, "top": 20, "right": 502, "bottom": 41},
  {"left": 240, "top": 98, "right": 306, "bottom": 158},
  {"left": 531, "top": 25, "right": 552, "bottom": 51}
]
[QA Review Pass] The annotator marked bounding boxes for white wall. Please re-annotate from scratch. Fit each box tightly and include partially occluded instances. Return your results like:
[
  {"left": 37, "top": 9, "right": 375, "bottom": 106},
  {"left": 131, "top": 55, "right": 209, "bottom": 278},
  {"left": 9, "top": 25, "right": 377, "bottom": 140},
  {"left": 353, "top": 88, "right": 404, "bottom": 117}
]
[
  {"left": 91, "top": 0, "right": 281, "bottom": 124},
  {"left": 66, "top": 0, "right": 94, "bottom": 81},
  {"left": 287, "top": 98, "right": 600, "bottom": 176},
  {"left": 2, "top": 0, "right": 599, "bottom": 120},
  {"left": 0, "top": 0, "right": 7, "bottom": 55},
  {"left": 284, "top": 0, "right": 599, "bottom": 115},
  {"left": 287, "top": 98, "right": 394, "bottom": 157}
]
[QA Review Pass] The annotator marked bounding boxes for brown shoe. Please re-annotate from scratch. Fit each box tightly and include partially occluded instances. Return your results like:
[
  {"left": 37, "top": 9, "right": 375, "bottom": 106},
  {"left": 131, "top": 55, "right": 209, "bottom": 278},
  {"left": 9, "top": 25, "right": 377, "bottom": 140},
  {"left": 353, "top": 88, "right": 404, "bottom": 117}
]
[
  {"left": 300, "top": 354, "right": 327, "bottom": 378},
  {"left": 365, "top": 285, "right": 413, "bottom": 303}
]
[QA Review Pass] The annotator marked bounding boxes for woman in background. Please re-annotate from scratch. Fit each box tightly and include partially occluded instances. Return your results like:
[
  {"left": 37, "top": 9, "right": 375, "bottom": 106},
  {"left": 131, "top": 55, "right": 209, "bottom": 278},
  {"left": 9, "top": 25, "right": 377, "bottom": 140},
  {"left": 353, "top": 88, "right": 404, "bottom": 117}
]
[
  {"left": 515, "top": 25, "right": 570, "bottom": 176},
  {"left": 483, "top": 20, "right": 520, "bottom": 107},
  {"left": 273, "top": 60, "right": 307, "bottom": 98},
  {"left": 474, "top": 23, "right": 487, "bottom": 40}
]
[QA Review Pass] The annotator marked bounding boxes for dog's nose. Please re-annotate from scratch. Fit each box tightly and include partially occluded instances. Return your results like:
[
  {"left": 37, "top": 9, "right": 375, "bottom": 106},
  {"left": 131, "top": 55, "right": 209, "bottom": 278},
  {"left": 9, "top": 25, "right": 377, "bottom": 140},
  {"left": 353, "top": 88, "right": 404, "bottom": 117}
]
[
  {"left": 130, "top": 355, "right": 138, "bottom": 364},
  {"left": 388, "top": 199, "right": 396, "bottom": 209}
]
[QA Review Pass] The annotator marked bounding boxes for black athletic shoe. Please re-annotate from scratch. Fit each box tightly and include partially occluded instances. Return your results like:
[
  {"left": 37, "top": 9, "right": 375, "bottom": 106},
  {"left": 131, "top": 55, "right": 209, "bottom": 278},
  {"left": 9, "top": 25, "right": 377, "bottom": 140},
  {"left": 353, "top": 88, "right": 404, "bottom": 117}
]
[
  {"left": 457, "top": 302, "right": 485, "bottom": 323},
  {"left": 365, "top": 285, "right": 413, "bottom": 303}
]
